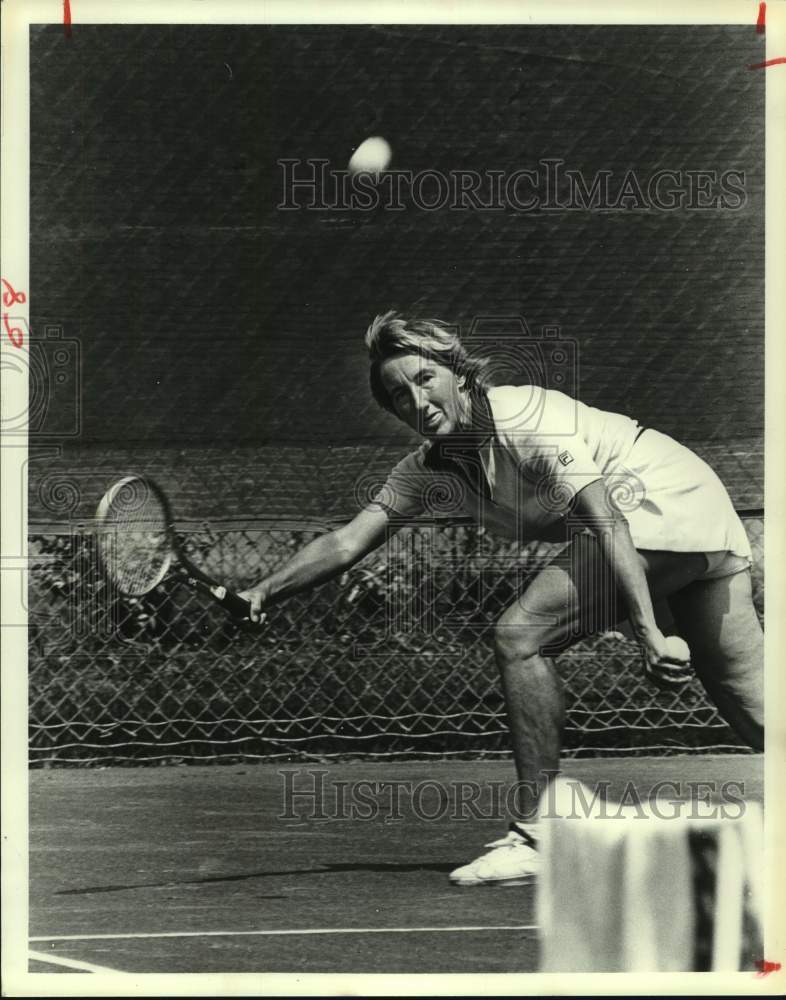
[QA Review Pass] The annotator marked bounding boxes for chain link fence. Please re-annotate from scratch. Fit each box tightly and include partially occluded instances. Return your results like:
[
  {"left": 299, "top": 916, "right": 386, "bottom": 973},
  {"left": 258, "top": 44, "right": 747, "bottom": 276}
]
[{"left": 28, "top": 514, "right": 762, "bottom": 766}]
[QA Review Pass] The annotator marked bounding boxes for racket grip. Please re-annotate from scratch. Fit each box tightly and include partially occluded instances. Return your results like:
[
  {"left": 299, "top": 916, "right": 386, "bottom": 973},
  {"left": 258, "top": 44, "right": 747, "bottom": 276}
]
[{"left": 208, "top": 584, "right": 253, "bottom": 620}]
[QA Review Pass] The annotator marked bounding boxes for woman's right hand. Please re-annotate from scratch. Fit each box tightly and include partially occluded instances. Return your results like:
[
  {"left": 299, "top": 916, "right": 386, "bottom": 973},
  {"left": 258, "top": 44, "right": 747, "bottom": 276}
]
[{"left": 238, "top": 582, "right": 271, "bottom": 624}]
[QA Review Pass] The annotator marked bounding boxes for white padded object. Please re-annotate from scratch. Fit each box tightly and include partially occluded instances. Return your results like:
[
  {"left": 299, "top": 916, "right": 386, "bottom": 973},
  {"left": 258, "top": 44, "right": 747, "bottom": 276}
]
[{"left": 537, "top": 777, "right": 763, "bottom": 972}]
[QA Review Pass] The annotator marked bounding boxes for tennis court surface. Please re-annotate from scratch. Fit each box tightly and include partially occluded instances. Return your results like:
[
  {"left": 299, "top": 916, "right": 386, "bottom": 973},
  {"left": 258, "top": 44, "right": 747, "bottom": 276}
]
[{"left": 29, "top": 754, "right": 762, "bottom": 974}]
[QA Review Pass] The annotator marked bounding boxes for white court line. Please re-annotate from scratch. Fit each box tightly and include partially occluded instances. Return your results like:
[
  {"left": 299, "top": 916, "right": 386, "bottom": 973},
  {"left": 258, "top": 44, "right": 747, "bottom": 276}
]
[
  {"left": 28, "top": 949, "right": 128, "bottom": 974},
  {"left": 31, "top": 924, "right": 538, "bottom": 943}
]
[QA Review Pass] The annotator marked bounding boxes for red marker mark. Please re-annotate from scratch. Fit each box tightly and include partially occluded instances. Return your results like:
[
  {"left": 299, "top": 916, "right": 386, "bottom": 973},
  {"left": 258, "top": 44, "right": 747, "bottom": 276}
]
[
  {"left": 1, "top": 278, "right": 26, "bottom": 308},
  {"left": 1, "top": 279, "right": 27, "bottom": 348},
  {"left": 63, "top": 0, "right": 72, "bottom": 39},
  {"left": 755, "top": 959, "right": 782, "bottom": 977},
  {"left": 3, "top": 314, "right": 24, "bottom": 349},
  {"left": 749, "top": 57, "right": 786, "bottom": 69},
  {"left": 756, "top": 2, "right": 766, "bottom": 33}
]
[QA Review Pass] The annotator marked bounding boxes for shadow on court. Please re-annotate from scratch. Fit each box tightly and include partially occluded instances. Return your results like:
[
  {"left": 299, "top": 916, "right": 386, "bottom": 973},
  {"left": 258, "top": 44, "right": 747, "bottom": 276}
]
[{"left": 28, "top": 756, "right": 762, "bottom": 974}]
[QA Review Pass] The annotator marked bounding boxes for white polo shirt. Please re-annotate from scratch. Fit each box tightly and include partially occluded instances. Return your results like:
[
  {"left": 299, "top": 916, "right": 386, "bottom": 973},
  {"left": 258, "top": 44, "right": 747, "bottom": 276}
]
[{"left": 372, "top": 385, "right": 751, "bottom": 561}]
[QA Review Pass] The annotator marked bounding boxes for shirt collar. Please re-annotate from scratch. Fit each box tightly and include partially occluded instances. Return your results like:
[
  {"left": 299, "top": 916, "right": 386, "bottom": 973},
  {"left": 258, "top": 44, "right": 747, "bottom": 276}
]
[
  {"left": 424, "top": 388, "right": 495, "bottom": 469},
  {"left": 466, "top": 387, "right": 496, "bottom": 440}
]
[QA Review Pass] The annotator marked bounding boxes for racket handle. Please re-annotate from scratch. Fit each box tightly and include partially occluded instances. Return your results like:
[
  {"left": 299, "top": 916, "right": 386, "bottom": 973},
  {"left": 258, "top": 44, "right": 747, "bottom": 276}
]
[
  {"left": 181, "top": 572, "right": 258, "bottom": 622},
  {"left": 190, "top": 579, "right": 253, "bottom": 620}
]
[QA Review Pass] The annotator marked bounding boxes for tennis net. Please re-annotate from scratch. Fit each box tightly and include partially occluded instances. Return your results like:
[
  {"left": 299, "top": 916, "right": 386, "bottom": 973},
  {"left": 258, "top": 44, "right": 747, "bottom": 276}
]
[{"left": 27, "top": 512, "right": 762, "bottom": 765}]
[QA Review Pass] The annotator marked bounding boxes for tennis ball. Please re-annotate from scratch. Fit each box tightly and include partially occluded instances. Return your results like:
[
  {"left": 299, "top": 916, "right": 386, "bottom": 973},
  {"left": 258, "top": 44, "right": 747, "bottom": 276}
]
[
  {"left": 664, "top": 634, "right": 690, "bottom": 661},
  {"left": 348, "top": 136, "right": 392, "bottom": 175}
]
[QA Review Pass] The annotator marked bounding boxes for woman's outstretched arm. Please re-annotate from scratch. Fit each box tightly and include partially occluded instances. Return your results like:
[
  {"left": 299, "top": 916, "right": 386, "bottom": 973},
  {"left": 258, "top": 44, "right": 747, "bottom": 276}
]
[{"left": 240, "top": 506, "right": 394, "bottom": 622}]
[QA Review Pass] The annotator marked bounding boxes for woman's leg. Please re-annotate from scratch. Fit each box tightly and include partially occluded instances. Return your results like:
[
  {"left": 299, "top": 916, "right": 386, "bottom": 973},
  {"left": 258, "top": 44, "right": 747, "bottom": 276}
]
[
  {"left": 495, "top": 536, "right": 708, "bottom": 821},
  {"left": 449, "top": 537, "right": 709, "bottom": 885},
  {"left": 667, "top": 570, "right": 763, "bottom": 751}
]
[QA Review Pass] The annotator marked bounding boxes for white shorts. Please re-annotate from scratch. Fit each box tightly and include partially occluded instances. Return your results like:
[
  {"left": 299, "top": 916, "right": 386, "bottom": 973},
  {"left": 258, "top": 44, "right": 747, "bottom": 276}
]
[
  {"left": 621, "top": 429, "right": 752, "bottom": 564},
  {"left": 701, "top": 550, "right": 752, "bottom": 581}
]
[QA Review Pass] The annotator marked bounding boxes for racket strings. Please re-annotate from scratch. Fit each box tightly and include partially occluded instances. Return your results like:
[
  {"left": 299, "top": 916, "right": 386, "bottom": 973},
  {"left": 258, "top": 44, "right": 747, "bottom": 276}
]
[{"left": 98, "top": 479, "right": 171, "bottom": 596}]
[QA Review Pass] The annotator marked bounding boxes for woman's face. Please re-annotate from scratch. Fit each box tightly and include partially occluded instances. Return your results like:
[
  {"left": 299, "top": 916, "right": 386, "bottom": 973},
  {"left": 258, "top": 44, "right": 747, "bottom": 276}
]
[{"left": 379, "top": 353, "right": 468, "bottom": 437}]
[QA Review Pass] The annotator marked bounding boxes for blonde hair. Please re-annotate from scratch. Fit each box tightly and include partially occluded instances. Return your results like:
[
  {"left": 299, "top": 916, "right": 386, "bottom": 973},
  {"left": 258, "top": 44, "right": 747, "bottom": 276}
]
[{"left": 365, "top": 310, "right": 489, "bottom": 413}]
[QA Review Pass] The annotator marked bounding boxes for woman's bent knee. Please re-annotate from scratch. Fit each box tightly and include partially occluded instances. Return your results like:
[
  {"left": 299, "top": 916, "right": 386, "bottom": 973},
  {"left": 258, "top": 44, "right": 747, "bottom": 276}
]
[{"left": 493, "top": 620, "right": 547, "bottom": 665}]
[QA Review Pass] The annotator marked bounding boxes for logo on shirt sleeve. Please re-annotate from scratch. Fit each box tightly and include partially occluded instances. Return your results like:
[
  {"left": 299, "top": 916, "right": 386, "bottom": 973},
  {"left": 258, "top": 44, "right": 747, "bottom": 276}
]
[{"left": 558, "top": 450, "right": 574, "bottom": 466}]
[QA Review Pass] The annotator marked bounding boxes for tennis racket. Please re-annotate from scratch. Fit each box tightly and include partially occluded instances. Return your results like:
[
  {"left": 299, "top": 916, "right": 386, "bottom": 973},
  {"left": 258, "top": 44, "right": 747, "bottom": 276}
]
[{"left": 96, "top": 475, "right": 253, "bottom": 621}]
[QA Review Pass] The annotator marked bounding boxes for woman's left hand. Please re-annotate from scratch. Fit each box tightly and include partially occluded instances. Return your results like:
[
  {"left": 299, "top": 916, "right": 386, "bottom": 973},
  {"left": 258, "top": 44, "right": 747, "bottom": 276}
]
[{"left": 642, "top": 632, "right": 693, "bottom": 689}]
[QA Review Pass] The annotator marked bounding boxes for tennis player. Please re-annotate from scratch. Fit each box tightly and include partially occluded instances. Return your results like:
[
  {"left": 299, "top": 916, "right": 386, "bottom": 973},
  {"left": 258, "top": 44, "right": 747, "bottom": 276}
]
[{"left": 241, "top": 312, "right": 763, "bottom": 886}]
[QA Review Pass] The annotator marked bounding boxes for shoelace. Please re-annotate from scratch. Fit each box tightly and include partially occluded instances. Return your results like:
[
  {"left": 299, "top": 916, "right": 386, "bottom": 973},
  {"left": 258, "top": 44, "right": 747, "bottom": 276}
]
[
  {"left": 483, "top": 831, "right": 524, "bottom": 850},
  {"left": 486, "top": 822, "right": 538, "bottom": 850},
  {"left": 484, "top": 823, "right": 538, "bottom": 850}
]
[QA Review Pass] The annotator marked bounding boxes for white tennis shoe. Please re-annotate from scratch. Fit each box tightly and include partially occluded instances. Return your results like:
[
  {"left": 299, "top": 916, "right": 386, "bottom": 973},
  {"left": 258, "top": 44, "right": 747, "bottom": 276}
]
[{"left": 449, "top": 822, "right": 539, "bottom": 887}]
